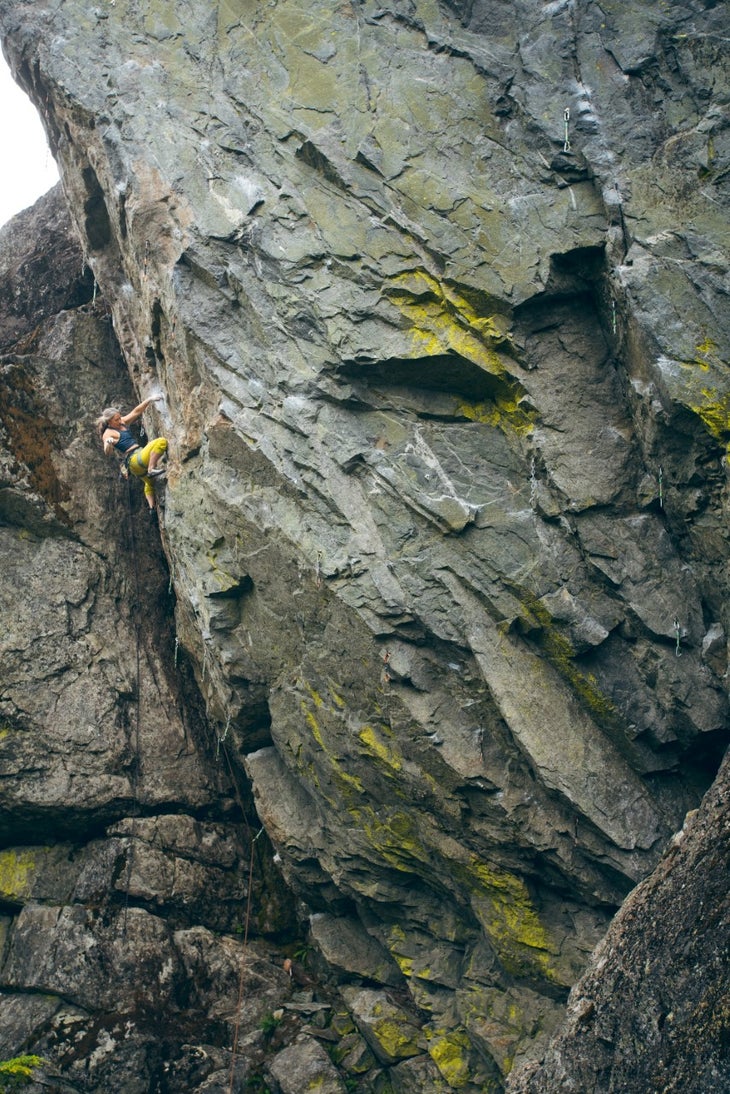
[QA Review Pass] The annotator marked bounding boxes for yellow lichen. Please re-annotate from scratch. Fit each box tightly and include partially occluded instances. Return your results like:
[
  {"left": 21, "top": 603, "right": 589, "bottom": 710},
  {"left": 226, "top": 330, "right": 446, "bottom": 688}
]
[
  {"left": 456, "top": 393, "right": 534, "bottom": 433},
  {"left": 426, "top": 1028, "right": 472, "bottom": 1088},
  {"left": 675, "top": 341, "right": 730, "bottom": 453},
  {"left": 305, "top": 685, "right": 324, "bottom": 709},
  {"left": 0, "top": 850, "right": 35, "bottom": 902},
  {"left": 691, "top": 388, "right": 730, "bottom": 442},
  {"left": 371, "top": 1015, "right": 421, "bottom": 1060},
  {"left": 515, "top": 596, "right": 620, "bottom": 726},
  {"left": 361, "top": 808, "right": 430, "bottom": 871},
  {"left": 383, "top": 270, "right": 533, "bottom": 434},
  {"left": 303, "top": 707, "right": 325, "bottom": 750},
  {"left": 467, "top": 858, "right": 558, "bottom": 980},
  {"left": 391, "top": 952, "right": 414, "bottom": 977},
  {"left": 359, "top": 725, "right": 403, "bottom": 772},
  {"left": 328, "top": 684, "right": 346, "bottom": 709},
  {"left": 457, "top": 984, "right": 524, "bottom": 1074},
  {"left": 695, "top": 336, "right": 718, "bottom": 362},
  {"left": 300, "top": 694, "right": 365, "bottom": 796}
]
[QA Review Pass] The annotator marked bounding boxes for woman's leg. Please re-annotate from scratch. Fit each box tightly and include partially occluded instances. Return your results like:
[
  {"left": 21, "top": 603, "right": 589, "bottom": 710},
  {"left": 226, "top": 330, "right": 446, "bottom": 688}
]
[
  {"left": 146, "top": 436, "right": 168, "bottom": 472},
  {"left": 128, "top": 438, "right": 168, "bottom": 474},
  {"left": 128, "top": 439, "right": 168, "bottom": 509}
]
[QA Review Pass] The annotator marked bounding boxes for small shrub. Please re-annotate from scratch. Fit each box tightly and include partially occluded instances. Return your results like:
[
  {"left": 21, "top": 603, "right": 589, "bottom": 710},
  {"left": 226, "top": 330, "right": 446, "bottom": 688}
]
[
  {"left": 293, "top": 942, "right": 313, "bottom": 965},
  {"left": 259, "top": 1012, "right": 282, "bottom": 1036},
  {"left": 0, "top": 1056, "right": 45, "bottom": 1092},
  {"left": 244, "top": 1072, "right": 273, "bottom": 1093}
]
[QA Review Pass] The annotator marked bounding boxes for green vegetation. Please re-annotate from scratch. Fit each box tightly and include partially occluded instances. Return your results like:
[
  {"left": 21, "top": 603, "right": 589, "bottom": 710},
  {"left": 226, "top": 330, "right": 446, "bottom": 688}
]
[
  {"left": 0, "top": 1056, "right": 45, "bottom": 1092},
  {"left": 259, "top": 1011, "right": 282, "bottom": 1036},
  {"left": 293, "top": 941, "right": 313, "bottom": 965},
  {"left": 244, "top": 1075, "right": 273, "bottom": 1094}
]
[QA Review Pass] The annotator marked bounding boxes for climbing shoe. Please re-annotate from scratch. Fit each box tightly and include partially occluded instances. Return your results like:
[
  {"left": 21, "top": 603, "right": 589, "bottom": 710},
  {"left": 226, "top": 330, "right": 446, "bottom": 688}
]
[{"left": 147, "top": 467, "right": 166, "bottom": 478}]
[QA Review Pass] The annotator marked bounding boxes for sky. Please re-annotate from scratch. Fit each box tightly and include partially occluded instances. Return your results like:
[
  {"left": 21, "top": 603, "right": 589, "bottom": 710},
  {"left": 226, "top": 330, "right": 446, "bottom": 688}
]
[{"left": 0, "top": 51, "right": 60, "bottom": 229}]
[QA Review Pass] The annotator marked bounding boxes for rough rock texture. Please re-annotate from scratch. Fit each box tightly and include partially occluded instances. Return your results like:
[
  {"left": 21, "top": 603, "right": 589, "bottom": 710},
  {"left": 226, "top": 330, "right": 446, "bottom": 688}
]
[
  {"left": 0, "top": 190, "right": 304, "bottom": 1093},
  {"left": 508, "top": 750, "right": 730, "bottom": 1094},
  {"left": 0, "top": 1, "right": 728, "bottom": 1091}
]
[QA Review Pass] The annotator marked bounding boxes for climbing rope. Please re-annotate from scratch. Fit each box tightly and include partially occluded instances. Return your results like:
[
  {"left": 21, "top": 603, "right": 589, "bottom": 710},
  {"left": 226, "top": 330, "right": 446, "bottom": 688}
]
[
  {"left": 122, "top": 476, "right": 143, "bottom": 936},
  {"left": 228, "top": 825, "right": 264, "bottom": 1094},
  {"left": 121, "top": 480, "right": 267, "bottom": 1074}
]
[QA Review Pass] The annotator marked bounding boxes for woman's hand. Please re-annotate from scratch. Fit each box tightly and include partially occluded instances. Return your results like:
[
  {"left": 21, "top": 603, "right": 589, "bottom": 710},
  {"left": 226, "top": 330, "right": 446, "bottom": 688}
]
[{"left": 103, "top": 429, "right": 120, "bottom": 454}]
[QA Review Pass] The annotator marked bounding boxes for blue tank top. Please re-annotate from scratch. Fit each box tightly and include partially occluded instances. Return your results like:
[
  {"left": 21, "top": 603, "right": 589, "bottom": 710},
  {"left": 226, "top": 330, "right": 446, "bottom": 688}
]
[{"left": 114, "top": 428, "right": 138, "bottom": 455}]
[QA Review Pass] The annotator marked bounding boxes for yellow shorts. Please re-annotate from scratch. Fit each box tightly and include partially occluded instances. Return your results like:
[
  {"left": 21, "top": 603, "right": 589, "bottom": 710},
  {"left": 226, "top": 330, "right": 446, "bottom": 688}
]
[{"left": 127, "top": 438, "right": 168, "bottom": 498}]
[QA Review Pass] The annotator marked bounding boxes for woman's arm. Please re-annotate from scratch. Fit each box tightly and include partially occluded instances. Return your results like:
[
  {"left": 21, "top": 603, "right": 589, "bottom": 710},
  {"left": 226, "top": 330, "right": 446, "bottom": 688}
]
[
  {"left": 122, "top": 396, "right": 160, "bottom": 424},
  {"left": 102, "top": 428, "right": 120, "bottom": 454}
]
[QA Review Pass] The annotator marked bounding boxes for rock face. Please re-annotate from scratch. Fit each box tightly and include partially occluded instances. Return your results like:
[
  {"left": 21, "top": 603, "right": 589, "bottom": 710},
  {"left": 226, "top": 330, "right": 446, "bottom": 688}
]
[
  {"left": 0, "top": 1, "right": 728, "bottom": 1091},
  {"left": 507, "top": 750, "right": 730, "bottom": 1094},
  {"left": 0, "top": 189, "right": 300, "bottom": 1093}
]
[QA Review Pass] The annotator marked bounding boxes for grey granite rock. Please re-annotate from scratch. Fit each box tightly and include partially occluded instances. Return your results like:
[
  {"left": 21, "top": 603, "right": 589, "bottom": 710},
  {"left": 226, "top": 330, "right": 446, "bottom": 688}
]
[{"left": 0, "top": 1, "right": 728, "bottom": 1090}]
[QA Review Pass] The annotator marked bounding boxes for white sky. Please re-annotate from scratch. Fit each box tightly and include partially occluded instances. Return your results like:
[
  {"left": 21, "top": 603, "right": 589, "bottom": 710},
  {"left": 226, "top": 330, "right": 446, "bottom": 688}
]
[{"left": 0, "top": 50, "right": 60, "bottom": 229}]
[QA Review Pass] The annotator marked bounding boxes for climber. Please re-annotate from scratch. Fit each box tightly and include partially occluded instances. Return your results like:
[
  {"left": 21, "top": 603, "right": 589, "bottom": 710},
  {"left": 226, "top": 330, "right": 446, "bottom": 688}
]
[{"left": 97, "top": 397, "right": 167, "bottom": 511}]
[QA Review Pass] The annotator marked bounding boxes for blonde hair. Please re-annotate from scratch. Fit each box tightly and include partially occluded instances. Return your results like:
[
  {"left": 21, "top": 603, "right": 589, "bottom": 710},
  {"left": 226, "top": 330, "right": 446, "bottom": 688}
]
[{"left": 96, "top": 407, "right": 121, "bottom": 439}]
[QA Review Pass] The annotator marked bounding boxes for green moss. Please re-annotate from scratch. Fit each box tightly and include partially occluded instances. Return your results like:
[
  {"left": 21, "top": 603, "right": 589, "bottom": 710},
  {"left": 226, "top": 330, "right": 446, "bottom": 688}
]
[
  {"left": 0, "top": 1055, "right": 45, "bottom": 1091},
  {"left": 0, "top": 851, "right": 35, "bottom": 902},
  {"left": 330, "top": 1011, "right": 357, "bottom": 1037}
]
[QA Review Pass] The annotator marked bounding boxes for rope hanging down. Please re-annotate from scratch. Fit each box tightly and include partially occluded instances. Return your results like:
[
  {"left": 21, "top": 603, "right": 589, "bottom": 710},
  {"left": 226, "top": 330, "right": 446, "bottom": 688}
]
[
  {"left": 228, "top": 826, "right": 265, "bottom": 1094},
  {"left": 122, "top": 476, "right": 143, "bottom": 936},
  {"left": 120, "top": 473, "right": 267, "bottom": 1078}
]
